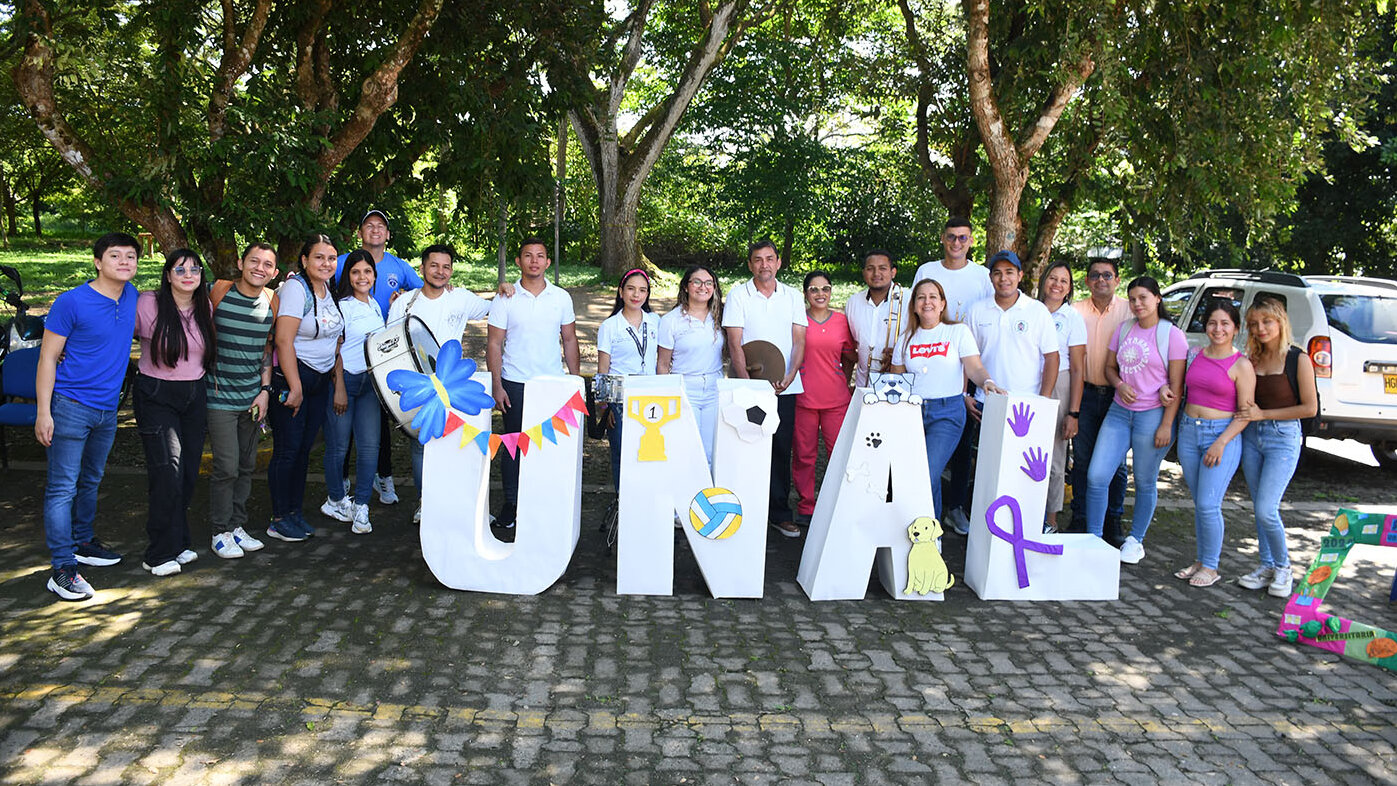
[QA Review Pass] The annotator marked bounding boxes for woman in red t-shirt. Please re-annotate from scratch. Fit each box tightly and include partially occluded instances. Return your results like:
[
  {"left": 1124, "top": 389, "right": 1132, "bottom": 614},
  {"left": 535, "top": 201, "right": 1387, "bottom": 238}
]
[{"left": 793, "top": 271, "right": 855, "bottom": 524}]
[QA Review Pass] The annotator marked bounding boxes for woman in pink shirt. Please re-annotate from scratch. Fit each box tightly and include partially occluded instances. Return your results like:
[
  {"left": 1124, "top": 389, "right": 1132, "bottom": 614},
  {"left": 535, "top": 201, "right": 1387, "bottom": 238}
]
[
  {"left": 133, "top": 250, "right": 215, "bottom": 577},
  {"left": 1175, "top": 301, "right": 1255, "bottom": 588},
  {"left": 793, "top": 271, "right": 855, "bottom": 525}
]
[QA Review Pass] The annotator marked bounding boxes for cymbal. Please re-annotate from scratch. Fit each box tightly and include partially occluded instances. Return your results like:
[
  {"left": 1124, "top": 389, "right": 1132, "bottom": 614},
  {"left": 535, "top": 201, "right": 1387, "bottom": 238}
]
[{"left": 741, "top": 340, "right": 786, "bottom": 385}]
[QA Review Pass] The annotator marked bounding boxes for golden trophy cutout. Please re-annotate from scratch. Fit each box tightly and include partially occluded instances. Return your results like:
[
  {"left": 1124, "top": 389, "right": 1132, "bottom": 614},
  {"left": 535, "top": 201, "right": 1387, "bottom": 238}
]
[{"left": 627, "top": 395, "right": 682, "bottom": 461}]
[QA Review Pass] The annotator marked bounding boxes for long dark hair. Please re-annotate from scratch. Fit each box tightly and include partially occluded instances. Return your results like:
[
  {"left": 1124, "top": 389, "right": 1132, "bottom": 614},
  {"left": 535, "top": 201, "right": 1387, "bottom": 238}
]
[
  {"left": 150, "top": 248, "right": 215, "bottom": 373},
  {"left": 677, "top": 264, "right": 723, "bottom": 331},
  {"left": 608, "top": 269, "right": 654, "bottom": 317},
  {"left": 336, "top": 249, "right": 376, "bottom": 302},
  {"left": 1126, "top": 275, "right": 1171, "bottom": 323}
]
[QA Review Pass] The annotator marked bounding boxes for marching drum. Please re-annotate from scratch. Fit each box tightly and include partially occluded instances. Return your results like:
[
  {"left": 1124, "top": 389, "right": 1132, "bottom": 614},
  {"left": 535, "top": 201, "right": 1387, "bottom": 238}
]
[
  {"left": 365, "top": 315, "right": 441, "bottom": 438},
  {"left": 592, "top": 372, "right": 627, "bottom": 405}
]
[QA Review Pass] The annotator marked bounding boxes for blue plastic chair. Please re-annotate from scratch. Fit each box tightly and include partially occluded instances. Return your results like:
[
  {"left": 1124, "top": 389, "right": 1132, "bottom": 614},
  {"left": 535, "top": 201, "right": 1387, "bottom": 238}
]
[{"left": 0, "top": 347, "right": 40, "bottom": 468}]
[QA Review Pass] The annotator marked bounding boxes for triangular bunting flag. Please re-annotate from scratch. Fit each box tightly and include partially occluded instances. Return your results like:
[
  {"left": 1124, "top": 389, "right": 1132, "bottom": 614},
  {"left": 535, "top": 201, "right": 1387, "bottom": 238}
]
[
  {"left": 526, "top": 424, "right": 544, "bottom": 446},
  {"left": 498, "top": 432, "right": 519, "bottom": 459},
  {"left": 540, "top": 419, "right": 557, "bottom": 444},
  {"left": 566, "top": 391, "right": 588, "bottom": 415},
  {"left": 517, "top": 432, "right": 532, "bottom": 457},
  {"left": 474, "top": 431, "right": 491, "bottom": 455},
  {"left": 488, "top": 434, "right": 502, "bottom": 460},
  {"left": 556, "top": 406, "right": 578, "bottom": 429},
  {"left": 443, "top": 411, "right": 466, "bottom": 436},
  {"left": 551, "top": 415, "right": 570, "bottom": 437},
  {"left": 457, "top": 424, "right": 480, "bottom": 449}
]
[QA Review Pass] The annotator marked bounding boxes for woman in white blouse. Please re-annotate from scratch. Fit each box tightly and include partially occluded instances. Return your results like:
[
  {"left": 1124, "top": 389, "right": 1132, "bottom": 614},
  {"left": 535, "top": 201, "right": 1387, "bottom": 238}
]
[
  {"left": 657, "top": 265, "right": 726, "bottom": 464},
  {"left": 321, "top": 250, "right": 385, "bottom": 534},
  {"left": 596, "top": 269, "right": 660, "bottom": 493}
]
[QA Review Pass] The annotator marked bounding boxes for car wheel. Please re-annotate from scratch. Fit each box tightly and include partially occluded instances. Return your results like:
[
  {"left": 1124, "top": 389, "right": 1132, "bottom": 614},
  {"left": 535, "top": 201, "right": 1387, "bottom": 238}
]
[{"left": 1372, "top": 441, "right": 1397, "bottom": 471}]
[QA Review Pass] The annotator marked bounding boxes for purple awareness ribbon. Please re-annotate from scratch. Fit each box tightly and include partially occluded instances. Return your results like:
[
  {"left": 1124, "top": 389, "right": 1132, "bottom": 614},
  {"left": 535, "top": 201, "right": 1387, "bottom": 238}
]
[{"left": 984, "top": 495, "right": 1063, "bottom": 589}]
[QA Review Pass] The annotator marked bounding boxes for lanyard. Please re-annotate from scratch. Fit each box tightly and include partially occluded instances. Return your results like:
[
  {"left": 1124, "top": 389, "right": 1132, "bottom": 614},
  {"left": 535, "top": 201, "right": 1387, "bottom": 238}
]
[{"left": 625, "top": 321, "right": 648, "bottom": 364}]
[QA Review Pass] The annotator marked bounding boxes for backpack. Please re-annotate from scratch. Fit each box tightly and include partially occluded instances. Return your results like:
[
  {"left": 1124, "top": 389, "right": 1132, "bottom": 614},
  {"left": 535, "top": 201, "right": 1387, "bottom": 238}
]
[
  {"left": 1116, "top": 319, "right": 1177, "bottom": 365},
  {"left": 1283, "top": 345, "right": 1320, "bottom": 436}
]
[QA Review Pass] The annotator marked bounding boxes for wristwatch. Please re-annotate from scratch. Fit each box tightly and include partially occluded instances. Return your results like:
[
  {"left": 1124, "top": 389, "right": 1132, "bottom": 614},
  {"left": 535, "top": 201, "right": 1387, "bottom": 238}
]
[
  {"left": 1067, "top": 411, "right": 1080, "bottom": 418},
  {"left": 260, "top": 384, "right": 274, "bottom": 393}
]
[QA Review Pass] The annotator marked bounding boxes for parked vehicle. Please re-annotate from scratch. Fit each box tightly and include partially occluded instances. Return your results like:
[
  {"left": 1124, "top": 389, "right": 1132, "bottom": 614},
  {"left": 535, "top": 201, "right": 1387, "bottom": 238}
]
[
  {"left": 1161, "top": 269, "right": 1397, "bottom": 470},
  {"left": 0, "top": 265, "right": 44, "bottom": 364}
]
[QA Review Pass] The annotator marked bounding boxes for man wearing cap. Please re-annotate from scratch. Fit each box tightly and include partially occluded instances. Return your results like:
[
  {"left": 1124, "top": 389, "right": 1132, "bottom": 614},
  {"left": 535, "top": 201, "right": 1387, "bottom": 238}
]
[
  {"left": 845, "top": 249, "right": 908, "bottom": 388},
  {"left": 336, "top": 209, "right": 422, "bottom": 506},
  {"left": 950, "top": 250, "right": 1059, "bottom": 533},
  {"left": 724, "top": 239, "right": 806, "bottom": 538}
]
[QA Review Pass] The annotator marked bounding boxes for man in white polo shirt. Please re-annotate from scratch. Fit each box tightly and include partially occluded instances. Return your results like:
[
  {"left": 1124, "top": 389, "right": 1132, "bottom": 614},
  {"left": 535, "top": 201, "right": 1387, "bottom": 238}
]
[
  {"left": 724, "top": 239, "right": 806, "bottom": 537},
  {"left": 911, "top": 216, "right": 993, "bottom": 323},
  {"left": 387, "top": 243, "right": 499, "bottom": 522},
  {"left": 845, "top": 249, "right": 908, "bottom": 388},
  {"left": 950, "top": 249, "right": 1059, "bottom": 533},
  {"left": 487, "top": 236, "right": 580, "bottom": 540}
]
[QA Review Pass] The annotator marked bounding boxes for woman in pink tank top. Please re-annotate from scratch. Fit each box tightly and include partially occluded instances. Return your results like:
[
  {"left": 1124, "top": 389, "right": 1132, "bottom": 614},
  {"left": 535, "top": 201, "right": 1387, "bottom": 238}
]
[{"left": 1174, "top": 301, "right": 1255, "bottom": 588}]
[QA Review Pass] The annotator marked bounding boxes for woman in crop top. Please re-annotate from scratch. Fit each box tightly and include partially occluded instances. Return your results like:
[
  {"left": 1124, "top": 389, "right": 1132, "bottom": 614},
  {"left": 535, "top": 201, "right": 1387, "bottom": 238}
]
[
  {"left": 1174, "top": 301, "right": 1255, "bottom": 588},
  {"left": 1084, "top": 276, "right": 1187, "bottom": 565},
  {"left": 1234, "top": 298, "right": 1316, "bottom": 598}
]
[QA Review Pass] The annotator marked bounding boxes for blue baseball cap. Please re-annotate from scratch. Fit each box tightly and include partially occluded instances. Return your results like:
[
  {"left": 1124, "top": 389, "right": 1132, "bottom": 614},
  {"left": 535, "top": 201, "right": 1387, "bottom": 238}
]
[{"left": 988, "top": 249, "right": 1022, "bottom": 270}]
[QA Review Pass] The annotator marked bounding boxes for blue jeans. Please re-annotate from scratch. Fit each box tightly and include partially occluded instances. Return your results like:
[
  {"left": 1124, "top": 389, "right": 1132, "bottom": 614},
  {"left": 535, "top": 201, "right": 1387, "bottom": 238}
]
[
  {"left": 267, "top": 361, "right": 331, "bottom": 519},
  {"left": 325, "top": 371, "right": 381, "bottom": 505},
  {"left": 1085, "top": 403, "right": 1173, "bottom": 542},
  {"left": 921, "top": 395, "right": 967, "bottom": 520},
  {"left": 1178, "top": 416, "right": 1243, "bottom": 569},
  {"left": 1070, "top": 385, "right": 1127, "bottom": 534},
  {"left": 1241, "top": 419, "right": 1301, "bottom": 570},
  {"left": 43, "top": 395, "right": 119, "bottom": 568}
]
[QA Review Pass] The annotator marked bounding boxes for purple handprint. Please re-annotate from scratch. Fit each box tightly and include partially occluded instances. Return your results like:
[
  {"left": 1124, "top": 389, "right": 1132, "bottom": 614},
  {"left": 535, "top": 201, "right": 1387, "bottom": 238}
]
[
  {"left": 1020, "top": 447, "right": 1048, "bottom": 482},
  {"left": 1007, "top": 402, "right": 1035, "bottom": 437}
]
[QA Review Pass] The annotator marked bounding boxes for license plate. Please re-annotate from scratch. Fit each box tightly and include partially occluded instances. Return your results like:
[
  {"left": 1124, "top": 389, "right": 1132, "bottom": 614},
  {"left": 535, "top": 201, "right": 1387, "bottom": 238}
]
[{"left": 1387, "top": 374, "right": 1397, "bottom": 394}]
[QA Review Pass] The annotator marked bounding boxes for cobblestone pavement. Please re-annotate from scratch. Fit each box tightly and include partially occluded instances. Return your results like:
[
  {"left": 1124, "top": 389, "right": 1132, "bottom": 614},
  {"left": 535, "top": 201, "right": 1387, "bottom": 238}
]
[{"left": 1, "top": 449, "right": 1395, "bottom": 785}]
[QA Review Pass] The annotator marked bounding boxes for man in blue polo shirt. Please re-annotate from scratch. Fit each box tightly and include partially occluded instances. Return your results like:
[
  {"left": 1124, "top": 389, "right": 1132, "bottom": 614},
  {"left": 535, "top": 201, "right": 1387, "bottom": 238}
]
[
  {"left": 335, "top": 209, "right": 422, "bottom": 506},
  {"left": 35, "top": 232, "right": 141, "bottom": 601}
]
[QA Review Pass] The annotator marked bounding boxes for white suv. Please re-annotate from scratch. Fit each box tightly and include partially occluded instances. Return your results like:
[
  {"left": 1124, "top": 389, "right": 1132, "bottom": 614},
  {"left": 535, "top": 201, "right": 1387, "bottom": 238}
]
[{"left": 1160, "top": 270, "right": 1397, "bottom": 470}]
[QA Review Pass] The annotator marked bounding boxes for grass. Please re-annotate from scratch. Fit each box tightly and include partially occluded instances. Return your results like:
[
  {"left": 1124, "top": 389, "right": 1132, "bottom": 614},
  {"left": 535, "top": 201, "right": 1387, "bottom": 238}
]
[{"left": 0, "top": 234, "right": 871, "bottom": 310}]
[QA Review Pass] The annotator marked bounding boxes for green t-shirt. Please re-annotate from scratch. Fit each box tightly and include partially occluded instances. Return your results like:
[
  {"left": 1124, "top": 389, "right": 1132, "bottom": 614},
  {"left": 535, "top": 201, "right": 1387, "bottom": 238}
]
[{"left": 206, "top": 285, "right": 274, "bottom": 411}]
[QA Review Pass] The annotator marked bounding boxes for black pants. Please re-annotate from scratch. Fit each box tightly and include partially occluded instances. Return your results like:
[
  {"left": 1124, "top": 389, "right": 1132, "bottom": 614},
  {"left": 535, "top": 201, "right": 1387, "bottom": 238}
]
[
  {"left": 1068, "top": 384, "right": 1127, "bottom": 541},
  {"left": 133, "top": 374, "right": 207, "bottom": 566},
  {"left": 495, "top": 379, "right": 527, "bottom": 524},
  {"left": 770, "top": 394, "right": 796, "bottom": 523}
]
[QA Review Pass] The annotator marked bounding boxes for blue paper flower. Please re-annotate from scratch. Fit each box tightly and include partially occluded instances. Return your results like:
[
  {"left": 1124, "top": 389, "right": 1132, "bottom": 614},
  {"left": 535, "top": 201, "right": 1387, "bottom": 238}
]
[{"left": 386, "top": 340, "right": 495, "bottom": 443}]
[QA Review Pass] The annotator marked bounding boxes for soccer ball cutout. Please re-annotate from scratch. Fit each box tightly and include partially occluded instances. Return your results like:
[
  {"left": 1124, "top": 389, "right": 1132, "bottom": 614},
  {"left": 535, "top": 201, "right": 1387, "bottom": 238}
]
[
  {"left": 866, "top": 373, "right": 922, "bottom": 406},
  {"left": 689, "top": 487, "right": 743, "bottom": 539},
  {"left": 722, "top": 386, "right": 779, "bottom": 442}
]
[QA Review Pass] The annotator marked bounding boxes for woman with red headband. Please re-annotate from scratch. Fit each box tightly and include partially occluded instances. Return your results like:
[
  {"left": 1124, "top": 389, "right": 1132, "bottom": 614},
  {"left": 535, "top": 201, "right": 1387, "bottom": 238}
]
[{"left": 596, "top": 269, "right": 659, "bottom": 493}]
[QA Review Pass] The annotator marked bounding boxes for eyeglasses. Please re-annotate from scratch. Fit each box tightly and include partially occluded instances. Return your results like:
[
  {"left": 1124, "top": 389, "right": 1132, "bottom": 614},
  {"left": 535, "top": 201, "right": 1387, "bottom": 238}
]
[
  {"left": 1087, "top": 271, "right": 1116, "bottom": 281},
  {"left": 689, "top": 279, "right": 715, "bottom": 289},
  {"left": 806, "top": 285, "right": 832, "bottom": 294},
  {"left": 173, "top": 264, "right": 203, "bottom": 276},
  {"left": 944, "top": 234, "right": 971, "bottom": 244}
]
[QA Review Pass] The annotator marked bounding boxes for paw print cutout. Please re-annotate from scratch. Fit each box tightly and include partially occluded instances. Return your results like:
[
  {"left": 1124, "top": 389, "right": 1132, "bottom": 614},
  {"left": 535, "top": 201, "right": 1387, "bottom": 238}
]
[{"left": 865, "top": 432, "right": 883, "bottom": 449}]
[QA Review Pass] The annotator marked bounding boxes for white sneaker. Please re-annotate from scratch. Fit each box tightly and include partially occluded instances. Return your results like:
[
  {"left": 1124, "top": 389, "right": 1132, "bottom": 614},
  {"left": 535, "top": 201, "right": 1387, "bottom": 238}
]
[
  {"left": 231, "top": 527, "right": 264, "bottom": 552},
  {"left": 1236, "top": 565, "right": 1275, "bottom": 590},
  {"left": 175, "top": 549, "right": 198, "bottom": 565},
  {"left": 352, "top": 503, "right": 372, "bottom": 534},
  {"left": 375, "top": 475, "right": 400, "bottom": 505},
  {"left": 1268, "top": 567, "right": 1295, "bottom": 598},
  {"left": 1118, "top": 536, "right": 1145, "bottom": 564},
  {"left": 212, "top": 532, "right": 245, "bottom": 559},
  {"left": 413, "top": 506, "right": 422, "bottom": 524},
  {"left": 142, "top": 560, "right": 181, "bottom": 577},
  {"left": 321, "top": 496, "right": 354, "bottom": 523}
]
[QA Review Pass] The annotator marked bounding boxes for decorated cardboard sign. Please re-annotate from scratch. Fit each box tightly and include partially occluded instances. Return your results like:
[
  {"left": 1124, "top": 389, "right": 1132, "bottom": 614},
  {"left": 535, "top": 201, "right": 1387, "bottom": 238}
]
[
  {"left": 964, "top": 393, "right": 1120, "bottom": 601},
  {"left": 1276, "top": 508, "right": 1397, "bottom": 671},
  {"left": 418, "top": 373, "right": 585, "bottom": 595},
  {"left": 797, "top": 391, "right": 948, "bottom": 601},
  {"left": 616, "top": 376, "right": 774, "bottom": 598}
]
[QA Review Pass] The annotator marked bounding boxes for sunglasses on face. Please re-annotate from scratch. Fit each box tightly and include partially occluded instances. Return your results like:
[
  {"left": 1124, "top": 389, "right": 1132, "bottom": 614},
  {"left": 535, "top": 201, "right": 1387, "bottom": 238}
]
[
  {"left": 1087, "top": 271, "right": 1116, "bottom": 281},
  {"left": 173, "top": 264, "right": 202, "bottom": 276},
  {"left": 806, "top": 285, "right": 832, "bottom": 294},
  {"left": 944, "top": 234, "right": 971, "bottom": 244}
]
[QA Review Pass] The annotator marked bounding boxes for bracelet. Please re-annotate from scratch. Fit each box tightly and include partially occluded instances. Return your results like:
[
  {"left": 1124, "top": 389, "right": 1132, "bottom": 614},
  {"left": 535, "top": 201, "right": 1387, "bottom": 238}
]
[
  {"left": 260, "top": 384, "right": 273, "bottom": 393},
  {"left": 1067, "top": 411, "right": 1080, "bottom": 418}
]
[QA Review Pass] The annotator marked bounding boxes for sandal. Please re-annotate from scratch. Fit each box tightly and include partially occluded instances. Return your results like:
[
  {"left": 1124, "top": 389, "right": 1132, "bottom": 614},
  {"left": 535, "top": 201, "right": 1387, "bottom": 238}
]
[
  {"left": 1189, "top": 570, "right": 1222, "bottom": 588},
  {"left": 1174, "top": 563, "right": 1202, "bottom": 581}
]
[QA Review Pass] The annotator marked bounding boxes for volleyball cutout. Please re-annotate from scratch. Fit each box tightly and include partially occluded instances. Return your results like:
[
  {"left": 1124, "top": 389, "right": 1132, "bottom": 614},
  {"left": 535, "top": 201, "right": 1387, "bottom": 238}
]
[{"left": 689, "top": 488, "right": 743, "bottom": 540}]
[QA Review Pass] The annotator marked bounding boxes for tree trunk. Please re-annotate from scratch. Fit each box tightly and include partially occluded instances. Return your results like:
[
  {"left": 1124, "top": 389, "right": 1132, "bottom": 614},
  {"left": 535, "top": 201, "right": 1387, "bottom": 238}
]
[
  {"left": 597, "top": 197, "right": 645, "bottom": 278},
  {"left": 496, "top": 200, "right": 509, "bottom": 285},
  {"left": 554, "top": 114, "right": 567, "bottom": 281},
  {"left": 0, "top": 171, "right": 17, "bottom": 238},
  {"left": 30, "top": 197, "right": 42, "bottom": 238},
  {"left": 781, "top": 216, "right": 795, "bottom": 267}
]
